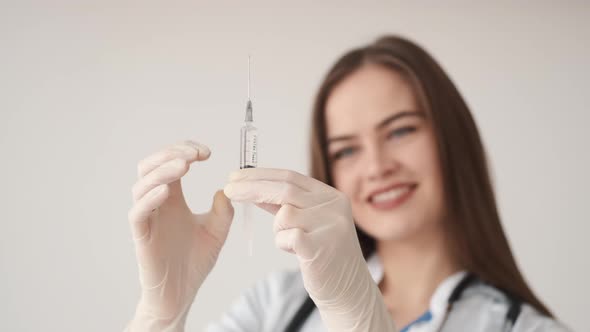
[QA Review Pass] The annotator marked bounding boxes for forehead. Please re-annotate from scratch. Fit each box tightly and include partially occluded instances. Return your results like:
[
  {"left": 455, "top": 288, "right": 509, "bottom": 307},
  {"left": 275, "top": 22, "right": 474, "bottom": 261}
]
[{"left": 325, "top": 64, "right": 418, "bottom": 136}]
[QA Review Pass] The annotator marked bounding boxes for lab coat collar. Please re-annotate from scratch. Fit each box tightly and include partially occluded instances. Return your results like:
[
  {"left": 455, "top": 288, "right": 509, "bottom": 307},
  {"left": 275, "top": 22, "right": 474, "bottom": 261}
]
[{"left": 366, "top": 253, "right": 467, "bottom": 315}]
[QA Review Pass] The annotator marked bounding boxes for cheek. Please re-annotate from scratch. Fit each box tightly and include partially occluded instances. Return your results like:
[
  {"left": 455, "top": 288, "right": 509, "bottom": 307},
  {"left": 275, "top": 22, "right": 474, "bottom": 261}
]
[
  {"left": 408, "top": 133, "right": 446, "bottom": 214},
  {"left": 399, "top": 129, "right": 440, "bottom": 180},
  {"left": 332, "top": 163, "right": 362, "bottom": 200}
]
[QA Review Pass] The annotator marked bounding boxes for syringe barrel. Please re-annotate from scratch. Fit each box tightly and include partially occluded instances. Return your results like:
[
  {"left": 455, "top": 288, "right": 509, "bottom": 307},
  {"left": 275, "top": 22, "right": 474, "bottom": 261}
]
[{"left": 240, "top": 122, "right": 258, "bottom": 169}]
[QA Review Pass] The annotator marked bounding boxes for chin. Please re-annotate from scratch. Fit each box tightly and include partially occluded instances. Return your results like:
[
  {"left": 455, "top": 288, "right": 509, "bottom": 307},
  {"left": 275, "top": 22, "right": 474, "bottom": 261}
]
[{"left": 355, "top": 214, "right": 424, "bottom": 243}]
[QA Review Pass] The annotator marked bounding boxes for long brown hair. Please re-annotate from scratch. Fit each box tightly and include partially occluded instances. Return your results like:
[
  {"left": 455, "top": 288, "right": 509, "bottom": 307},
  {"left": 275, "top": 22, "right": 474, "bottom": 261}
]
[{"left": 309, "top": 35, "right": 553, "bottom": 317}]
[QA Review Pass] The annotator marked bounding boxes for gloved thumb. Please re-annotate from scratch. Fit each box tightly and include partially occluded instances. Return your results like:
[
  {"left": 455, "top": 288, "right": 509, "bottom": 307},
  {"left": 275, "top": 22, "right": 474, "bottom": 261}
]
[{"left": 204, "top": 190, "right": 235, "bottom": 242}]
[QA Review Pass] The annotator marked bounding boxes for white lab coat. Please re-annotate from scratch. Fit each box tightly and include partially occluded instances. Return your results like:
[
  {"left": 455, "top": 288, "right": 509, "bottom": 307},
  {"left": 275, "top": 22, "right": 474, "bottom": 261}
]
[{"left": 205, "top": 255, "right": 570, "bottom": 332}]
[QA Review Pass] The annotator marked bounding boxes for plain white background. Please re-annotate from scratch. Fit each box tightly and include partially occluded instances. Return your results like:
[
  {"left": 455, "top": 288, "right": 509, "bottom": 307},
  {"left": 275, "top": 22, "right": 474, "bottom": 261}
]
[{"left": 0, "top": 1, "right": 588, "bottom": 331}]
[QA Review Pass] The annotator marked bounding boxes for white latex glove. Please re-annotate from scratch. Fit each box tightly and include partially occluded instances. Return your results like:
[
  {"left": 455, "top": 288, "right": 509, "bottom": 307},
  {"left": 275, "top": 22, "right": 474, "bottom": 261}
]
[
  {"left": 126, "top": 140, "right": 234, "bottom": 332},
  {"left": 224, "top": 168, "right": 396, "bottom": 332}
]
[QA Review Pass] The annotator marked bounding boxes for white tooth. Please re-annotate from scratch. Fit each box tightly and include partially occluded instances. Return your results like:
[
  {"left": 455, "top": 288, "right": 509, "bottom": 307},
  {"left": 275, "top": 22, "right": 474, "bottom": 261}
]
[{"left": 371, "top": 186, "right": 410, "bottom": 203}]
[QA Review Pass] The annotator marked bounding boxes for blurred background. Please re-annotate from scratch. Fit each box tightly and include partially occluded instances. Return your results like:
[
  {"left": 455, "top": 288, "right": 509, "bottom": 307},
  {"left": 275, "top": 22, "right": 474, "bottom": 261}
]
[{"left": 0, "top": 1, "right": 588, "bottom": 331}]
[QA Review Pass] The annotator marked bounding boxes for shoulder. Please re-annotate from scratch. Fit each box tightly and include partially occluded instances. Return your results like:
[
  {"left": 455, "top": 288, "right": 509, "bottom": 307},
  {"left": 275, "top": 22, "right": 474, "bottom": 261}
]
[
  {"left": 512, "top": 304, "right": 572, "bottom": 332},
  {"left": 205, "top": 268, "right": 307, "bottom": 332},
  {"left": 245, "top": 268, "right": 306, "bottom": 308},
  {"left": 455, "top": 282, "right": 570, "bottom": 332},
  {"left": 259, "top": 268, "right": 305, "bottom": 297}
]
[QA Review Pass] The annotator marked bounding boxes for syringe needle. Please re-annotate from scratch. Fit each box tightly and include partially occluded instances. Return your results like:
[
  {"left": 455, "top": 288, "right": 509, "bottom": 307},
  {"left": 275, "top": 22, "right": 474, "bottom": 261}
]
[{"left": 247, "top": 55, "right": 251, "bottom": 100}]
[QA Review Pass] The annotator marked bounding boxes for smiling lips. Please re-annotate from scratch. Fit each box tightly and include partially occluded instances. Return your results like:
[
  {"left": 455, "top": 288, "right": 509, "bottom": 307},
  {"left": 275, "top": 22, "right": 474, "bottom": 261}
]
[{"left": 367, "top": 183, "right": 417, "bottom": 210}]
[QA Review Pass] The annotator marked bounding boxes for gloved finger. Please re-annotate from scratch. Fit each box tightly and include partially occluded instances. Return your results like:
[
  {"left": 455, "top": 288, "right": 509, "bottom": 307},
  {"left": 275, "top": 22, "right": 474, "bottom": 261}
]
[
  {"left": 228, "top": 168, "right": 324, "bottom": 193},
  {"left": 127, "top": 184, "right": 169, "bottom": 243},
  {"left": 255, "top": 202, "right": 280, "bottom": 215},
  {"left": 202, "top": 190, "right": 235, "bottom": 243},
  {"left": 274, "top": 228, "right": 314, "bottom": 259},
  {"left": 224, "top": 180, "right": 316, "bottom": 208},
  {"left": 138, "top": 140, "right": 211, "bottom": 178},
  {"left": 132, "top": 158, "right": 189, "bottom": 202},
  {"left": 272, "top": 204, "right": 312, "bottom": 234}
]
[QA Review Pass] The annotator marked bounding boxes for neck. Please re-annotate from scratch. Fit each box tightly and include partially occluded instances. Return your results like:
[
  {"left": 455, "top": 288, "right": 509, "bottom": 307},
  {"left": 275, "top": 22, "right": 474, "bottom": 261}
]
[{"left": 376, "top": 225, "right": 460, "bottom": 327}]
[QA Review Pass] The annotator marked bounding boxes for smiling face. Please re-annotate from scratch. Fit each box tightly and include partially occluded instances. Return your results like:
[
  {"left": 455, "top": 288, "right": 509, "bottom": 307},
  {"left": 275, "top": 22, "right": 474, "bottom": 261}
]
[{"left": 325, "top": 63, "right": 446, "bottom": 242}]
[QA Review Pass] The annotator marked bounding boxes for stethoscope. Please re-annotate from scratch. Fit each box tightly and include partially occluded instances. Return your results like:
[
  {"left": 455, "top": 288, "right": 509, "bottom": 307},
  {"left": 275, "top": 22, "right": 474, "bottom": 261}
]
[
  {"left": 285, "top": 273, "right": 522, "bottom": 332},
  {"left": 435, "top": 273, "right": 521, "bottom": 332}
]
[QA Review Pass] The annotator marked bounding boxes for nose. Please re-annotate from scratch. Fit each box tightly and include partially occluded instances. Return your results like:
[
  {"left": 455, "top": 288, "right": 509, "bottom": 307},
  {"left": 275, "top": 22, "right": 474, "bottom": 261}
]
[{"left": 364, "top": 142, "right": 398, "bottom": 182}]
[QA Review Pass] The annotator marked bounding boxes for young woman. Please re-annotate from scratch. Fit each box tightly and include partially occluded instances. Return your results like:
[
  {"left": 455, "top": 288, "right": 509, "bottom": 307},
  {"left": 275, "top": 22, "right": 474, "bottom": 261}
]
[{"left": 125, "top": 36, "right": 569, "bottom": 331}]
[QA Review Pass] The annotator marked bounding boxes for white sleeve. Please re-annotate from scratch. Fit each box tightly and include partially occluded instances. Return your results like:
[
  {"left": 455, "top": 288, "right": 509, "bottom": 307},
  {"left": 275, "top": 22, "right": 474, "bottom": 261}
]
[
  {"left": 512, "top": 304, "right": 573, "bottom": 332},
  {"left": 204, "top": 269, "right": 307, "bottom": 332}
]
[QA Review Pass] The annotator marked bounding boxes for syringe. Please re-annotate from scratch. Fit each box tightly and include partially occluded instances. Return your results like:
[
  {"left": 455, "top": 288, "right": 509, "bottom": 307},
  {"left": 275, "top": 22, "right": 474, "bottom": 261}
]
[
  {"left": 240, "top": 55, "right": 258, "bottom": 256},
  {"left": 241, "top": 56, "right": 257, "bottom": 169}
]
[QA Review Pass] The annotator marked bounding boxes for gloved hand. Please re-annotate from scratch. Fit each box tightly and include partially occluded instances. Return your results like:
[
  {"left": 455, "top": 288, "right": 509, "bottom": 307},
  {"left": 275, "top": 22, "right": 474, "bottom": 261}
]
[
  {"left": 224, "top": 168, "right": 395, "bottom": 332},
  {"left": 126, "top": 140, "right": 234, "bottom": 332}
]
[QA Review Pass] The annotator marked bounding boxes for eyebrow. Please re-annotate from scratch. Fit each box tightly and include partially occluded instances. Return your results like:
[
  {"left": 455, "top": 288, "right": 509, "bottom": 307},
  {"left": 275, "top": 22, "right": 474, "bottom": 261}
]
[{"left": 326, "top": 110, "right": 425, "bottom": 145}]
